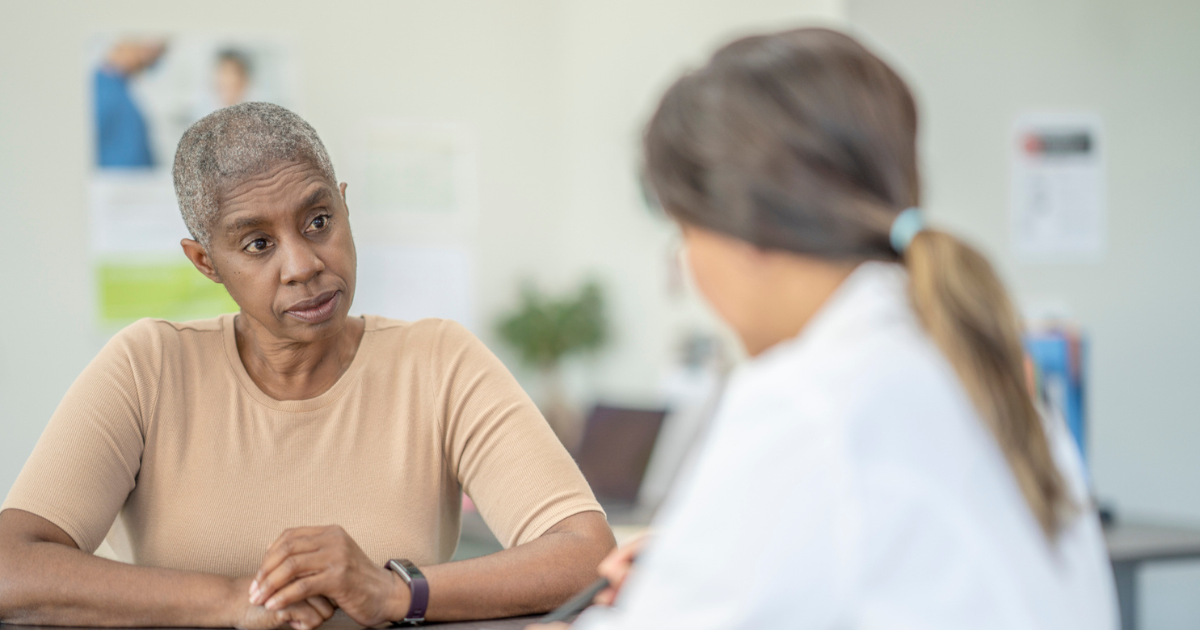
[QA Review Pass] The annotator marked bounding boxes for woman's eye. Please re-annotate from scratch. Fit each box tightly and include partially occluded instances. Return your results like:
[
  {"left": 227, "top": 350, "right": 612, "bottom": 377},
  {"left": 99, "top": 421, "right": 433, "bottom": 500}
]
[
  {"left": 309, "top": 215, "right": 330, "bottom": 231},
  {"left": 245, "top": 238, "right": 269, "bottom": 253}
]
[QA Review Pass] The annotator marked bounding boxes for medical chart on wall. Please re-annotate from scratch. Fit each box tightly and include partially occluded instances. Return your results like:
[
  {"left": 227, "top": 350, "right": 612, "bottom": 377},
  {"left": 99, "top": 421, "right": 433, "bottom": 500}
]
[
  {"left": 347, "top": 120, "right": 479, "bottom": 330},
  {"left": 347, "top": 121, "right": 479, "bottom": 228},
  {"left": 352, "top": 246, "right": 475, "bottom": 330},
  {"left": 1011, "top": 113, "right": 1106, "bottom": 262},
  {"left": 86, "top": 34, "right": 298, "bottom": 328}
]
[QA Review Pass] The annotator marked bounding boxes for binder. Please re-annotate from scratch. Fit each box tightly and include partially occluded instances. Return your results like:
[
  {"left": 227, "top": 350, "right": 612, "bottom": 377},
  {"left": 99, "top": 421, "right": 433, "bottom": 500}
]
[{"left": 1024, "top": 327, "right": 1087, "bottom": 466}]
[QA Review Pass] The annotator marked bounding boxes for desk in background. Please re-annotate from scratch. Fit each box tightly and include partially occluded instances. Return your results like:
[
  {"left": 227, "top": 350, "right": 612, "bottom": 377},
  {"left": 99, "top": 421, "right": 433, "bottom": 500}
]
[{"left": 1104, "top": 521, "right": 1200, "bottom": 630}]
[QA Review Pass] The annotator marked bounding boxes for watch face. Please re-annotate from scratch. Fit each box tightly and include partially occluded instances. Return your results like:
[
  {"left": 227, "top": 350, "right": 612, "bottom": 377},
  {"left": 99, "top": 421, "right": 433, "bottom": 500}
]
[
  {"left": 390, "top": 559, "right": 428, "bottom": 583},
  {"left": 388, "top": 560, "right": 414, "bottom": 584},
  {"left": 403, "top": 562, "right": 425, "bottom": 580}
]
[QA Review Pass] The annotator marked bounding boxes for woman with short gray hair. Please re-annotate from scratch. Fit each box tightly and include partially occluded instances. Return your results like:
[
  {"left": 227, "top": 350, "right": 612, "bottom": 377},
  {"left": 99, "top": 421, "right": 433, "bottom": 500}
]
[{"left": 0, "top": 102, "right": 615, "bottom": 629}]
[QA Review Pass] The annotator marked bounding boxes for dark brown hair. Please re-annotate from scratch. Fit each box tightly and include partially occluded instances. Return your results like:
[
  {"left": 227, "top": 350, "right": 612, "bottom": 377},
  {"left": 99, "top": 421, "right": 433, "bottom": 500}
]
[{"left": 643, "top": 27, "right": 1071, "bottom": 538}]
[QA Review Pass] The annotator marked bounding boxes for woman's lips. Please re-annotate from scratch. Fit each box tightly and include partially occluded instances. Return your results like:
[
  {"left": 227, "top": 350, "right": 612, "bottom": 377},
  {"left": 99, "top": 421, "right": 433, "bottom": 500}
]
[{"left": 284, "top": 291, "right": 340, "bottom": 324}]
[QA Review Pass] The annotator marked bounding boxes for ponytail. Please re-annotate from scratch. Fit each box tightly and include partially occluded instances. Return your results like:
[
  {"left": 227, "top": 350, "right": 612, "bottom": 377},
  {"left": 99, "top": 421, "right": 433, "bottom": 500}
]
[{"left": 905, "top": 230, "right": 1072, "bottom": 538}]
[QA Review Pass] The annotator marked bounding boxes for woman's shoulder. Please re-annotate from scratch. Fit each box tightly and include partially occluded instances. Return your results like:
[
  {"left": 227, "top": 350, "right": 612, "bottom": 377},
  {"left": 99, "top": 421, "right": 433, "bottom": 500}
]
[
  {"left": 364, "top": 315, "right": 482, "bottom": 352},
  {"left": 100, "top": 314, "right": 229, "bottom": 369},
  {"left": 108, "top": 315, "right": 227, "bottom": 355},
  {"left": 361, "top": 316, "right": 504, "bottom": 384}
]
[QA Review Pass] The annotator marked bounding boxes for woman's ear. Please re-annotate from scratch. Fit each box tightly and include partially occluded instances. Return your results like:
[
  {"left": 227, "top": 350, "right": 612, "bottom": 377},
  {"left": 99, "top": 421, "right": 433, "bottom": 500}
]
[
  {"left": 181, "top": 239, "right": 222, "bottom": 284},
  {"left": 339, "top": 182, "right": 349, "bottom": 214}
]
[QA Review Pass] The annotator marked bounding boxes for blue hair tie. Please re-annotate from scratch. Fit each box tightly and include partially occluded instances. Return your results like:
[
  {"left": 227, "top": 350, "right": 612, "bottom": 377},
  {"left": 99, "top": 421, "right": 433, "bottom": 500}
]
[{"left": 889, "top": 207, "right": 924, "bottom": 254}]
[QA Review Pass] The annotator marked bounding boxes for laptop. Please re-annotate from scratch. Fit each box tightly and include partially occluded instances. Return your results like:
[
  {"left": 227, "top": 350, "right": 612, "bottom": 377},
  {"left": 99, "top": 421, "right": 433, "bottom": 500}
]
[{"left": 572, "top": 405, "right": 668, "bottom": 508}]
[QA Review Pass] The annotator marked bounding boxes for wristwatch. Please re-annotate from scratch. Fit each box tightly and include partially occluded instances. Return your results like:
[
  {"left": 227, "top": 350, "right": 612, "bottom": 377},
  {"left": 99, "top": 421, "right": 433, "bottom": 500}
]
[{"left": 385, "top": 558, "right": 429, "bottom": 625}]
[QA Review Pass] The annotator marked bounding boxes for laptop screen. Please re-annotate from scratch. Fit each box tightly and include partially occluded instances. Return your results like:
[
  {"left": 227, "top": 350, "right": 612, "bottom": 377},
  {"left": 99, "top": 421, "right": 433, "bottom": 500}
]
[{"left": 573, "top": 405, "right": 667, "bottom": 505}]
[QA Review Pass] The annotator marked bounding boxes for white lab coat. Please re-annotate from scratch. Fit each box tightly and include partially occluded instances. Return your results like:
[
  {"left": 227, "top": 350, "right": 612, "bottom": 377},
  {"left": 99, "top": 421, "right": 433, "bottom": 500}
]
[{"left": 574, "top": 262, "right": 1117, "bottom": 630}]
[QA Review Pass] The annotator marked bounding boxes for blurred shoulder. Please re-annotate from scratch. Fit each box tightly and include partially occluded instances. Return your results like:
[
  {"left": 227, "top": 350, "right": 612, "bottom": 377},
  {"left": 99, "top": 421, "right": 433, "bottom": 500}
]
[
  {"left": 844, "top": 321, "right": 975, "bottom": 426},
  {"left": 834, "top": 319, "right": 1000, "bottom": 489}
]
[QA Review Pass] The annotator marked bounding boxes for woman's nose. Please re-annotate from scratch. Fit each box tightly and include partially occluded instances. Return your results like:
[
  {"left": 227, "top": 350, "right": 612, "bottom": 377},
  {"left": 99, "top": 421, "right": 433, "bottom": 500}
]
[{"left": 278, "top": 238, "right": 326, "bottom": 285}]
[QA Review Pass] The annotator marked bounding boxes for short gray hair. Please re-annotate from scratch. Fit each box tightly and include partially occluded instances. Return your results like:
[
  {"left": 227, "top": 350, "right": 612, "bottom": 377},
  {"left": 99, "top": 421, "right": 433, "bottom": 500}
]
[{"left": 172, "top": 102, "right": 337, "bottom": 246}]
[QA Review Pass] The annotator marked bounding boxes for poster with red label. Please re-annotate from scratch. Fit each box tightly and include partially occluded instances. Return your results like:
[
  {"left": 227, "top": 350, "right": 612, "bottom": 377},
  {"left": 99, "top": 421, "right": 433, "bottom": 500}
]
[{"left": 1011, "top": 113, "right": 1105, "bottom": 262}]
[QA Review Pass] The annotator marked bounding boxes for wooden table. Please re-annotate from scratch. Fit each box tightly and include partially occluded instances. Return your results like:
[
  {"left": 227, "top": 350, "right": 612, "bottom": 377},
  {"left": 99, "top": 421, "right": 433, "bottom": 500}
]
[{"left": 1105, "top": 522, "right": 1200, "bottom": 630}]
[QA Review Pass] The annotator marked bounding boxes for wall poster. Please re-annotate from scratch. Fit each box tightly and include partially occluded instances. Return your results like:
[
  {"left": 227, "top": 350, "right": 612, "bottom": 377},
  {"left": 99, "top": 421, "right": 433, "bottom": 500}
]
[
  {"left": 1011, "top": 113, "right": 1106, "bottom": 262},
  {"left": 86, "top": 34, "right": 297, "bottom": 327}
]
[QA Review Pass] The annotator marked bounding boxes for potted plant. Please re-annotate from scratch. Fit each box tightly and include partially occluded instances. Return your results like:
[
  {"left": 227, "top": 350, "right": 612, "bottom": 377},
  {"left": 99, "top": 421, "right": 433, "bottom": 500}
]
[{"left": 495, "top": 280, "right": 608, "bottom": 448}]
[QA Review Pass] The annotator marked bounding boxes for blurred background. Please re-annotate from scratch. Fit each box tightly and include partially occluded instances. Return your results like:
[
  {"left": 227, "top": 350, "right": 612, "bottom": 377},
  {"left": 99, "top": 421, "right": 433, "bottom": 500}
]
[{"left": 1, "top": 0, "right": 1198, "bottom": 627}]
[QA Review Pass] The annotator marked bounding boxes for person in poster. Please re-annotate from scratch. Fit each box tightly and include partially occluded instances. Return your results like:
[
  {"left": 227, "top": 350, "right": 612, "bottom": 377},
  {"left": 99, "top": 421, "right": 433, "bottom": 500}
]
[{"left": 94, "top": 39, "right": 166, "bottom": 169}]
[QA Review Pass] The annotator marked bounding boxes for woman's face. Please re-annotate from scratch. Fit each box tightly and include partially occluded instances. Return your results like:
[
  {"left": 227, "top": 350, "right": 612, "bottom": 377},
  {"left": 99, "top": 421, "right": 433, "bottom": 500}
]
[
  {"left": 188, "top": 160, "right": 357, "bottom": 345},
  {"left": 679, "top": 221, "right": 855, "bottom": 357},
  {"left": 679, "top": 222, "right": 769, "bottom": 354},
  {"left": 214, "top": 58, "right": 250, "bottom": 107}
]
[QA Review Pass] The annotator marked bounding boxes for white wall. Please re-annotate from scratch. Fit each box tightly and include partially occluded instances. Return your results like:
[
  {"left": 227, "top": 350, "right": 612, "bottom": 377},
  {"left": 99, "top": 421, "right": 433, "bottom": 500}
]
[
  {"left": 0, "top": 1, "right": 842, "bottom": 492},
  {"left": 846, "top": 0, "right": 1200, "bottom": 626}
]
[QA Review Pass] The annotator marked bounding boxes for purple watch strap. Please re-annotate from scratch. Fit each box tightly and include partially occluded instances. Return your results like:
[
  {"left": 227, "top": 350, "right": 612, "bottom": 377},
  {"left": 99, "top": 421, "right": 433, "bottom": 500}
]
[
  {"left": 386, "top": 559, "right": 428, "bottom": 625},
  {"left": 406, "top": 572, "right": 429, "bottom": 622}
]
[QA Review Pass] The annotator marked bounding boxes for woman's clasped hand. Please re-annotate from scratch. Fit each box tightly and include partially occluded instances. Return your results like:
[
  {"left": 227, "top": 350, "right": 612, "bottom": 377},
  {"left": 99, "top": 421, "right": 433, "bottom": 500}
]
[
  {"left": 230, "top": 575, "right": 334, "bottom": 630},
  {"left": 246, "top": 525, "right": 406, "bottom": 629}
]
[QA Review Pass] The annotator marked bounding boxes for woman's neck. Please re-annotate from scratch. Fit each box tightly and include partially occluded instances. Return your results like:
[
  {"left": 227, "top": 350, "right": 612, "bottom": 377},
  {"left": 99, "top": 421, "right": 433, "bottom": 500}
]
[
  {"left": 233, "top": 314, "right": 366, "bottom": 401},
  {"left": 738, "top": 257, "right": 859, "bottom": 357}
]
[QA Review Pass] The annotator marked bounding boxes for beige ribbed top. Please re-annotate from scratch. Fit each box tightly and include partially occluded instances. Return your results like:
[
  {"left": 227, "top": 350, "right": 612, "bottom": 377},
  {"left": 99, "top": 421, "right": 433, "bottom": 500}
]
[{"left": 2, "top": 315, "right": 601, "bottom": 577}]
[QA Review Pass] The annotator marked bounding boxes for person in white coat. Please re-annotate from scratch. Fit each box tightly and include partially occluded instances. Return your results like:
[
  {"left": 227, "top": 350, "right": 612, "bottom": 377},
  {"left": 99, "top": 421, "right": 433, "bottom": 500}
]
[{"left": 532, "top": 27, "right": 1117, "bottom": 630}]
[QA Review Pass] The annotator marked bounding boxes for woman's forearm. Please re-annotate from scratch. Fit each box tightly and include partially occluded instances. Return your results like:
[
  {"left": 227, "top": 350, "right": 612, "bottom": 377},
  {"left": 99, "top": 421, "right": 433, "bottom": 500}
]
[
  {"left": 0, "top": 509, "right": 238, "bottom": 627},
  {"left": 0, "top": 508, "right": 615, "bottom": 627},
  {"left": 419, "top": 511, "right": 615, "bottom": 621}
]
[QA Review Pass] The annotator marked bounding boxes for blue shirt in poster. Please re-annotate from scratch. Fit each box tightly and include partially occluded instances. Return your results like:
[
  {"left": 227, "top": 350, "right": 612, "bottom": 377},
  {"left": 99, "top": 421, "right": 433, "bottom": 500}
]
[{"left": 94, "top": 67, "right": 154, "bottom": 169}]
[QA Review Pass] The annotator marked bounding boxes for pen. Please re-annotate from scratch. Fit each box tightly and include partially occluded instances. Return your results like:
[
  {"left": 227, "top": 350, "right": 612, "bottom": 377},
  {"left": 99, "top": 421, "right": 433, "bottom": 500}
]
[{"left": 538, "top": 577, "right": 610, "bottom": 624}]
